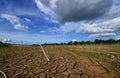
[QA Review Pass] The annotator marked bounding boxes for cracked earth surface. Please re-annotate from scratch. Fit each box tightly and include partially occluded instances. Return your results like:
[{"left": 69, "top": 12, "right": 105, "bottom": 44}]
[{"left": 0, "top": 45, "right": 120, "bottom": 78}]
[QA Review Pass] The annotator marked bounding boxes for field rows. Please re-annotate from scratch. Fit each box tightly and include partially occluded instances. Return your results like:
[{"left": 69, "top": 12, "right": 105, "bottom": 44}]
[{"left": 0, "top": 45, "right": 120, "bottom": 78}]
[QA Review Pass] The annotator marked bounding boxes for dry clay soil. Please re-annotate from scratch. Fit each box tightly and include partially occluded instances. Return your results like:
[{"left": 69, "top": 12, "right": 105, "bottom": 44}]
[{"left": 0, "top": 45, "right": 120, "bottom": 78}]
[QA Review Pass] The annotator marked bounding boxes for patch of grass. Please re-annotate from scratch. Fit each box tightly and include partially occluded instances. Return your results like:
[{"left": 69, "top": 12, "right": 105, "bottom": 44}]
[
  {"left": 86, "top": 52, "right": 108, "bottom": 62},
  {"left": 87, "top": 52, "right": 99, "bottom": 58},
  {"left": 68, "top": 69, "right": 76, "bottom": 75},
  {"left": 109, "top": 53, "right": 120, "bottom": 58}
]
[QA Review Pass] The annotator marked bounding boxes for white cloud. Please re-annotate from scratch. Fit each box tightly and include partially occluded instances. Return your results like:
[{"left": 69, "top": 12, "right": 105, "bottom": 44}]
[
  {"left": 34, "top": 0, "right": 120, "bottom": 39},
  {"left": 1, "top": 14, "right": 20, "bottom": 24},
  {"left": 49, "top": 0, "right": 58, "bottom": 9},
  {"left": 35, "top": 0, "right": 112, "bottom": 23},
  {"left": 72, "top": 39, "right": 78, "bottom": 42},
  {"left": 57, "top": 22, "right": 78, "bottom": 32},
  {"left": 88, "top": 33, "right": 116, "bottom": 38},
  {"left": 3, "top": 38, "right": 11, "bottom": 43},
  {"left": 55, "top": 16, "right": 120, "bottom": 38},
  {"left": 104, "top": 4, "right": 120, "bottom": 19},
  {"left": 14, "top": 24, "right": 28, "bottom": 31},
  {"left": 40, "top": 30, "right": 46, "bottom": 33},
  {"left": 1, "top": 14, "right": 28, "bottom": 31},
  {"left": 24, "top": 18, "right": 31, "bottom": 22},
  {"left": 34, "top": 0, "right": 56, "bottom": 17}
]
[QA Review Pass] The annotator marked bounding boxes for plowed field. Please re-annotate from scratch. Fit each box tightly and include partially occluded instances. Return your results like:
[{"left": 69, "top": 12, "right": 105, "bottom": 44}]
[{"left": 0, "top": 45, "right": 120, "bottom": 78}]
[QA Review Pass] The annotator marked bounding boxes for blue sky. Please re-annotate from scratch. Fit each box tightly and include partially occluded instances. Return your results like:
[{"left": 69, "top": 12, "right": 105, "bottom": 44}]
[{"left": 0, "top": 0, "right": 120, "bottom": 44}]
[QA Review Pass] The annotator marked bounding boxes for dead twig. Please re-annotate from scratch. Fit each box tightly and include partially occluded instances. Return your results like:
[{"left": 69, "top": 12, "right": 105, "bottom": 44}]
[
  {"left": 0, "top": 71, "right": 7, "bottom": 78},
  {"left": 40, "top": 45, "right": 49, "bottom": 61}
]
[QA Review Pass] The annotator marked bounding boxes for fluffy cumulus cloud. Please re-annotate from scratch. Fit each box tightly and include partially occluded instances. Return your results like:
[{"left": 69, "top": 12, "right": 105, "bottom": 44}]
[
  {"left": 80, "top": 17, "right": 120, "bottom": 34},
  {"left": 35, "top": 0, "right": 112, "bottom": 23},
  {"left": 1, "top": 14, "right": 28, "bottom": 31},
  {"left": 2, "top": 38, "right": 11, "bottom": 43},
  {"left": 35, "top": 0, "right": 120, "bottom": 38},
  {"left": 14, "top": 24, "right": 28, "bottom": 31},
  {"left": 57, "top": 16, "right": 120, "bottom": 37},
  {"left": 72, "top": 39, "right": 78, "bottom": 42}
]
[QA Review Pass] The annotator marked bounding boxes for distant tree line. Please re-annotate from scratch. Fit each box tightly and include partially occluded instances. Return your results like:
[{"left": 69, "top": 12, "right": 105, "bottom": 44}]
[
  {"left": 0, "top": 41, "right": 11, "bottom": 47},
  {"left": 32, "top": 44, "right": 40, "bottom": 46},
  {"left": 42, "top": 39, "right": 120, "bottom": 45}
]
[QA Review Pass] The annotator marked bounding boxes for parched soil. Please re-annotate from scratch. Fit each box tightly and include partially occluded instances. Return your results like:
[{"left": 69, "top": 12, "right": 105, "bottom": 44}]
[{"left": 0, "top": 45, "right": 120, "bottom": 78}]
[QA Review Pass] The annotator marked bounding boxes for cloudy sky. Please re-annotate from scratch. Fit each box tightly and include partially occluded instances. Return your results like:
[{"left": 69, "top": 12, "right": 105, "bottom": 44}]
[{"left": 0, "top": 0, "right": 120, "bottom": 44}]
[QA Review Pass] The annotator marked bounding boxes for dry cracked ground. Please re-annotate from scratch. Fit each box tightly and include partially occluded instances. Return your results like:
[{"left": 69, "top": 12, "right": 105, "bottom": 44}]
[{"left": 0, "top": 45, "right": 120, "bottom": 78}]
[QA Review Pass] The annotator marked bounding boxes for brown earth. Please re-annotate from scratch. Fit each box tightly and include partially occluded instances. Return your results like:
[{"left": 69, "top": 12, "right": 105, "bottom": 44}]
[{"left": 0, "top": 45, "right": 120, "bottom": 78}]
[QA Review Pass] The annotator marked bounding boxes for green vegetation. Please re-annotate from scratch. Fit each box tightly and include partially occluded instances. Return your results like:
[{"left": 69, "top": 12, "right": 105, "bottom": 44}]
[
  {"left": 43, "top": 39, "right": 120, "bottom": 45},
  {"left": 0, "top": 41, "right": 11, "bottom": 47},
  {"left": 32, "top": 44, "right": 40, "bottom": 46}
]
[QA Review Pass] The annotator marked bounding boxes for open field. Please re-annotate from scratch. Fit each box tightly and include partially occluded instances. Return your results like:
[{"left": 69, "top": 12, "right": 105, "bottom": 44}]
[{"left": 0, "top": 45, "right": 120, "bottom": 78}]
